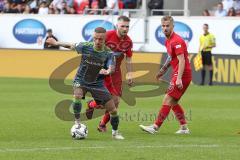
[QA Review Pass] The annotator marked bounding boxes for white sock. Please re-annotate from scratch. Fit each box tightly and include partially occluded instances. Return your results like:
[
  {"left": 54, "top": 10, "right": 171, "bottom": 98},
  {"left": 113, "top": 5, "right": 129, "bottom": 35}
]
[
  {"left": 112, "top": 130, "right": 118, "bottom": 135},
  {"left": 180, "top": 124, "right": 188, "bottom": 130}
]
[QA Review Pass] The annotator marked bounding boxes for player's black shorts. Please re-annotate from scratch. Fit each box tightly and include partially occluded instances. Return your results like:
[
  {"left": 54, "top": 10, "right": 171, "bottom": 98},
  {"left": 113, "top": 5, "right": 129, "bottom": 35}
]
[
  {"left": 201, "top": 51, "right": 212, "bottom": 65},
  {"left": 73, "top": 81, "right": 112, "bottom": 105}
]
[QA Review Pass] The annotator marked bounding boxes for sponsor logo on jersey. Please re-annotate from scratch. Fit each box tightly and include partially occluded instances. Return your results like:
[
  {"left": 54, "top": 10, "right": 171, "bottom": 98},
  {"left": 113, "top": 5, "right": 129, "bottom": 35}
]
[{"left": 175, "top": 44, "right": 182, "bottom": 48}]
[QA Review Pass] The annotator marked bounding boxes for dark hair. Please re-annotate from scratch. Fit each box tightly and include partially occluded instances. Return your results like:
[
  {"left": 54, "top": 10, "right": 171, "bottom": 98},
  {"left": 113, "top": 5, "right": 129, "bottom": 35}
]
[
  {"left": 227, "top": 7, "right": 236, "bottom": 16},
  {"left": 203, "top": 23, "right": 209, "bottom": 27},
  {"left": 118, "top": 16, "right": 130, "bottom": 22},
  {"left": 94, "top": 27, "right": 106, "bottom": 33},
  {"left": 202, "top": 9, "right": 210, "bottom": 16},
  {"left": 47, "top": 29, "right": 52, "bottom": 32}
]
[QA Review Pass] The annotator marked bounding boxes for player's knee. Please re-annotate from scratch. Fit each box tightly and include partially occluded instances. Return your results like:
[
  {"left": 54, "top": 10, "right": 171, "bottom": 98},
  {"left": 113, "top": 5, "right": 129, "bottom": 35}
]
[
  {"left": 114, "top": 99, "right": 120, "bottom": 108},
  {"left": 109, "top": 108, "right": 118, "bottom": 116},
  {"left": 113, "top": 97, "right": 120, "bottom": 108},
  {"left": 163, "top": 94, "right": 178, "bottom": 106},
  {"left": 74, "top": 94, "right": 83, "bottom": 100},
  {"left": 105, "top": 99, "right": 117, "bottom": 114}
]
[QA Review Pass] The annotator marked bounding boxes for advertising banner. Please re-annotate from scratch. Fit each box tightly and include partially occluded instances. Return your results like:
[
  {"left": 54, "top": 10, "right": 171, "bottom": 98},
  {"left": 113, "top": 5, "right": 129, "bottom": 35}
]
[{"left": 0, "top": 15, "right": 145, "bottom": 50}]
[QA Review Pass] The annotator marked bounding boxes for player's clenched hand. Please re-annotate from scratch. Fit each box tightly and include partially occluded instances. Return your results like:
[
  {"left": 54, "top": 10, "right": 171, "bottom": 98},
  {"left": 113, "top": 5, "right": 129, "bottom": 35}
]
[
  {"left": 46, "top": 38, "right": 58, "bottom": 46},
  {"left": 176, "top": 78, "right": 183, "bottom": 89},
  {"left": 127, "top": 78, "right": 133, "bottom": 86},
  {"left": 99, "top": 69, "right": 110, "bottom": 75}
]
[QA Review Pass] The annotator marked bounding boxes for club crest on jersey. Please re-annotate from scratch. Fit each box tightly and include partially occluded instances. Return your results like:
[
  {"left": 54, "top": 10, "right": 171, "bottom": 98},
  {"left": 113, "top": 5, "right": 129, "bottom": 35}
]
[
  {"left": 175, "top": 44, "right": 182, "bottom": 49},
  {"left": 106, "top": 42, "right": 117, "bottom": 51}
]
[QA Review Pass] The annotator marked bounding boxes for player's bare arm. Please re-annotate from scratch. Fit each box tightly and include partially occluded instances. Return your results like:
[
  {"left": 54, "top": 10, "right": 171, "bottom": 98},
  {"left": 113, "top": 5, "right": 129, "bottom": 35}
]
[
  {"left": 176, "top": 54, "right": 185, "bottom": 89},
  {"left": 156, "top": 55, "right": 171, "bottom": 80},
  {"left": 126, "top": 56, "right": 133, "bottom": 86},
  {"left": 99, "top": 65, "right": 115, "bottom": 75},
  {"left": 45, "top": 37, "right": 75, "bottom": 50}
]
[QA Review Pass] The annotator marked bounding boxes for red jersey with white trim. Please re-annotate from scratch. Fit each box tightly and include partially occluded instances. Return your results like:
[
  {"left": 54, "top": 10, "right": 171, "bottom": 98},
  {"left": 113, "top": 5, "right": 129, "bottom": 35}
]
[
  {"left": 105, "top": 30, "right": 133, "bottom": 82},
  {"left": 165, "top": 32, "right": 192, "bottom": 78}
]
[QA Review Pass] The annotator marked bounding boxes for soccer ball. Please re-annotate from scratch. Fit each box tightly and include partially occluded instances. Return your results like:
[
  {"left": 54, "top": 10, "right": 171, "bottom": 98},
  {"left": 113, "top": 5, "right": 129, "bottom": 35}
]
[{"left": 71, "top": 123, "right": 88, "bottom": 140}]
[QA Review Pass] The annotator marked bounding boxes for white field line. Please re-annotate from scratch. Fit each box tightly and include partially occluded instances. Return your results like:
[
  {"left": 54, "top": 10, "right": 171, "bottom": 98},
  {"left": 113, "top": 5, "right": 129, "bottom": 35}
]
[{"left": 0, "top": 144, "right": 220, "bottom": 153}]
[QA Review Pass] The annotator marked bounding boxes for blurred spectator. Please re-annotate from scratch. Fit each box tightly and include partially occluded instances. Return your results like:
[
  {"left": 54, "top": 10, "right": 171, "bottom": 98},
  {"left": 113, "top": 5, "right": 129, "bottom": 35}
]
[
  {"left": 148, "top": 0, "right": 164, "bottom": 15},
  {"left": 9, "top": 0, "right": 24, "bottom": 4},
  {"left": 48, "top": 5, "right": 55, "bottom": 13},
  {"left": 60, "top": 1, "right": 69, "bottom": 14},
  {"left": 233, "top": 0, "right": 240, "bottom": 12},
  {"left": 214, "top": 2, "right": 227, "bottom": 16},
  {"left": 54, "top": 7, "right": 61, "bottom": 14},
  {"left": 44, "top": 29, "right": 60, "bottom": 50},
  {"left": 73, "top": 0, "right": 89, "bottom": 14},
  {"left": 105, "top": 0, "right": 119, "bottom": 15},
  {"left": 50, "top": 0, "right": 63, "bottom": 10},
  {"left": 98, "top": 0, "right": 106, "bottom": 9},
  {"left": 28, "top": 0, "right": 39, "bottom": 13},
  {"left": 65, "top": 0, "right": 74, "bottom": 8},
  {"left": 2, "top": 1, "right": 11, "bottom": 13},
  {"left": 202, "top": 9, "right": 210, "bottom": 16},
  {"left": 118, "top": 0, "right": 124, "bottom": 9},
  {"left": 68, "top": 6, "right": 76, "bottom": 13},
  {"left": 0, "top": 0, "right": 5, "bottom": 12},
  {"left": 38, "top": 1, "right": 48, "bottom": 14},
  {"left": 227, "top": 7, "right": 236, "bottom": 16},
  {"left": 6, "top": 1, "right": 22, "bottom": 13},
  {"left": 89, "top": 0, "right": 99, "bottom": 14},
  {"left": 23, "top": 4, "right": 31, "bottom": 13},
  {"left": 122, "top": 0, "right": 137, "bottom": 9},
  {"left": 222, "top": 0, "right": 234, "bottom": 11},
  {"left": 15, "top": 3, "right": 23, "bottom": 13}
]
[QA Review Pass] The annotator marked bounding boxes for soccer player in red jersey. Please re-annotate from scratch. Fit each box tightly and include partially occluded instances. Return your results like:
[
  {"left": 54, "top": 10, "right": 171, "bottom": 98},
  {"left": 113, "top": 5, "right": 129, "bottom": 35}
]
[
  {"left": 87, "top": 16, "right": 133, "bottom": 132},
  {"left": 139, "top": 16, "right": 192, "bottom": 134}
]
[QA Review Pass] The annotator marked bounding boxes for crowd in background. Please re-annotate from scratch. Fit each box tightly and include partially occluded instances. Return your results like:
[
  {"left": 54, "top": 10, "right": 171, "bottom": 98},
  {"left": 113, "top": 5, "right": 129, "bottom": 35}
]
[
  {"left": 1, "top": 0, "right": 240, "bottom": 16},
  {"left": 202, "top": 0, "right": 240, "bottom": 16},
  {"left": 0, "top": 0, "right": 140, "bottom": 14}
]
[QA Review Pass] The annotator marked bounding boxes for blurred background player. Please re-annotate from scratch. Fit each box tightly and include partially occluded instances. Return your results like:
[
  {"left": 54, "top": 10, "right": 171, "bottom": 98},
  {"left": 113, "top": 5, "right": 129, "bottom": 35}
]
[
  {"left": 87, "top": 15, "right": 133, "bottom": 132},
  {"left": 199, "top": 24, "right": 216, "bottom": 85},
  {"left": 139, "top": 16, "right": 192, "bottom": 134},
  {"left": 44, "top": 28, "right": 60, "bottom": 50},
  {"left": 46, "top": 27, "right": 124, "bottom": 140}
]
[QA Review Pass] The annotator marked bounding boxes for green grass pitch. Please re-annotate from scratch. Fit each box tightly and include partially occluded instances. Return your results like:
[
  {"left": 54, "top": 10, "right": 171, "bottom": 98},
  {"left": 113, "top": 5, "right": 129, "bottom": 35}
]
[{"left": 0, "top": 77, "right": 240, "bottom": 160}]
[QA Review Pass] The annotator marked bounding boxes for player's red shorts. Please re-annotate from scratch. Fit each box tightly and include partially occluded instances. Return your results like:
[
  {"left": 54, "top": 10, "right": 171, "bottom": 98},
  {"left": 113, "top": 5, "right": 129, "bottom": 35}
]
[
  {"left": 104, "top": 71, "right": 122, "bottom": 96},
  {"left": 104, "top": 80, "right": 122, "bottom": 96},
  {"left": 167, "top": 75, "right": 192, "bottom": 100}
]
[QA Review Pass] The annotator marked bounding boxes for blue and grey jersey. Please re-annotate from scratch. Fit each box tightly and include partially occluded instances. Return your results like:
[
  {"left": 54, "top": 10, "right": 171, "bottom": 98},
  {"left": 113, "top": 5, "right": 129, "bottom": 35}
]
[{"left": 74, "top": 42, "right": 115, "bottom": 86}]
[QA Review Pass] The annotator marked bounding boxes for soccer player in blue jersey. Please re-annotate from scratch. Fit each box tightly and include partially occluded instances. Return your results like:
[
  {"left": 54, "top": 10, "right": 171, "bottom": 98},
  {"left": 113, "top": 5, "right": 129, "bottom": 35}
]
[{"left": 46, "top": 27, "right": 124, "bottom": 140}]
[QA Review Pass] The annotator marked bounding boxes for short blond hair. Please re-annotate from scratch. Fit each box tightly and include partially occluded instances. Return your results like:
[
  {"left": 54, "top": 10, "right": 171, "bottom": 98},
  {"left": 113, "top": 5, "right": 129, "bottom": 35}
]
[{"left": 161, "top": 16, "right": 174, "bottom": 25}]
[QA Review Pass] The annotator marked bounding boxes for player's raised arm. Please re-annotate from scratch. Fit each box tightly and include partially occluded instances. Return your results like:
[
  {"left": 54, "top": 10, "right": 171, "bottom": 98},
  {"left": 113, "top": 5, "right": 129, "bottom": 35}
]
[
  {"left": 156, "top": 55, "right": 171, "bottom": 80},
  {"left": 45, "top": 37, "right": 75, "bottom": 50}
]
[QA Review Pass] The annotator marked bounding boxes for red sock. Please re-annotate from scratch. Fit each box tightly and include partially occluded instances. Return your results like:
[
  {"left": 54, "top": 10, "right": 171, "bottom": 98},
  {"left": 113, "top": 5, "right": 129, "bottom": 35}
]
[
  {"left": 172, "top": 104, "right": 187, "bottom": 125},
  {"left": 100, "top": 111, "right": 110, "bottom": 126},
  {"left": 154, "top": 105, "right": 171, "bottom": 127}
]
